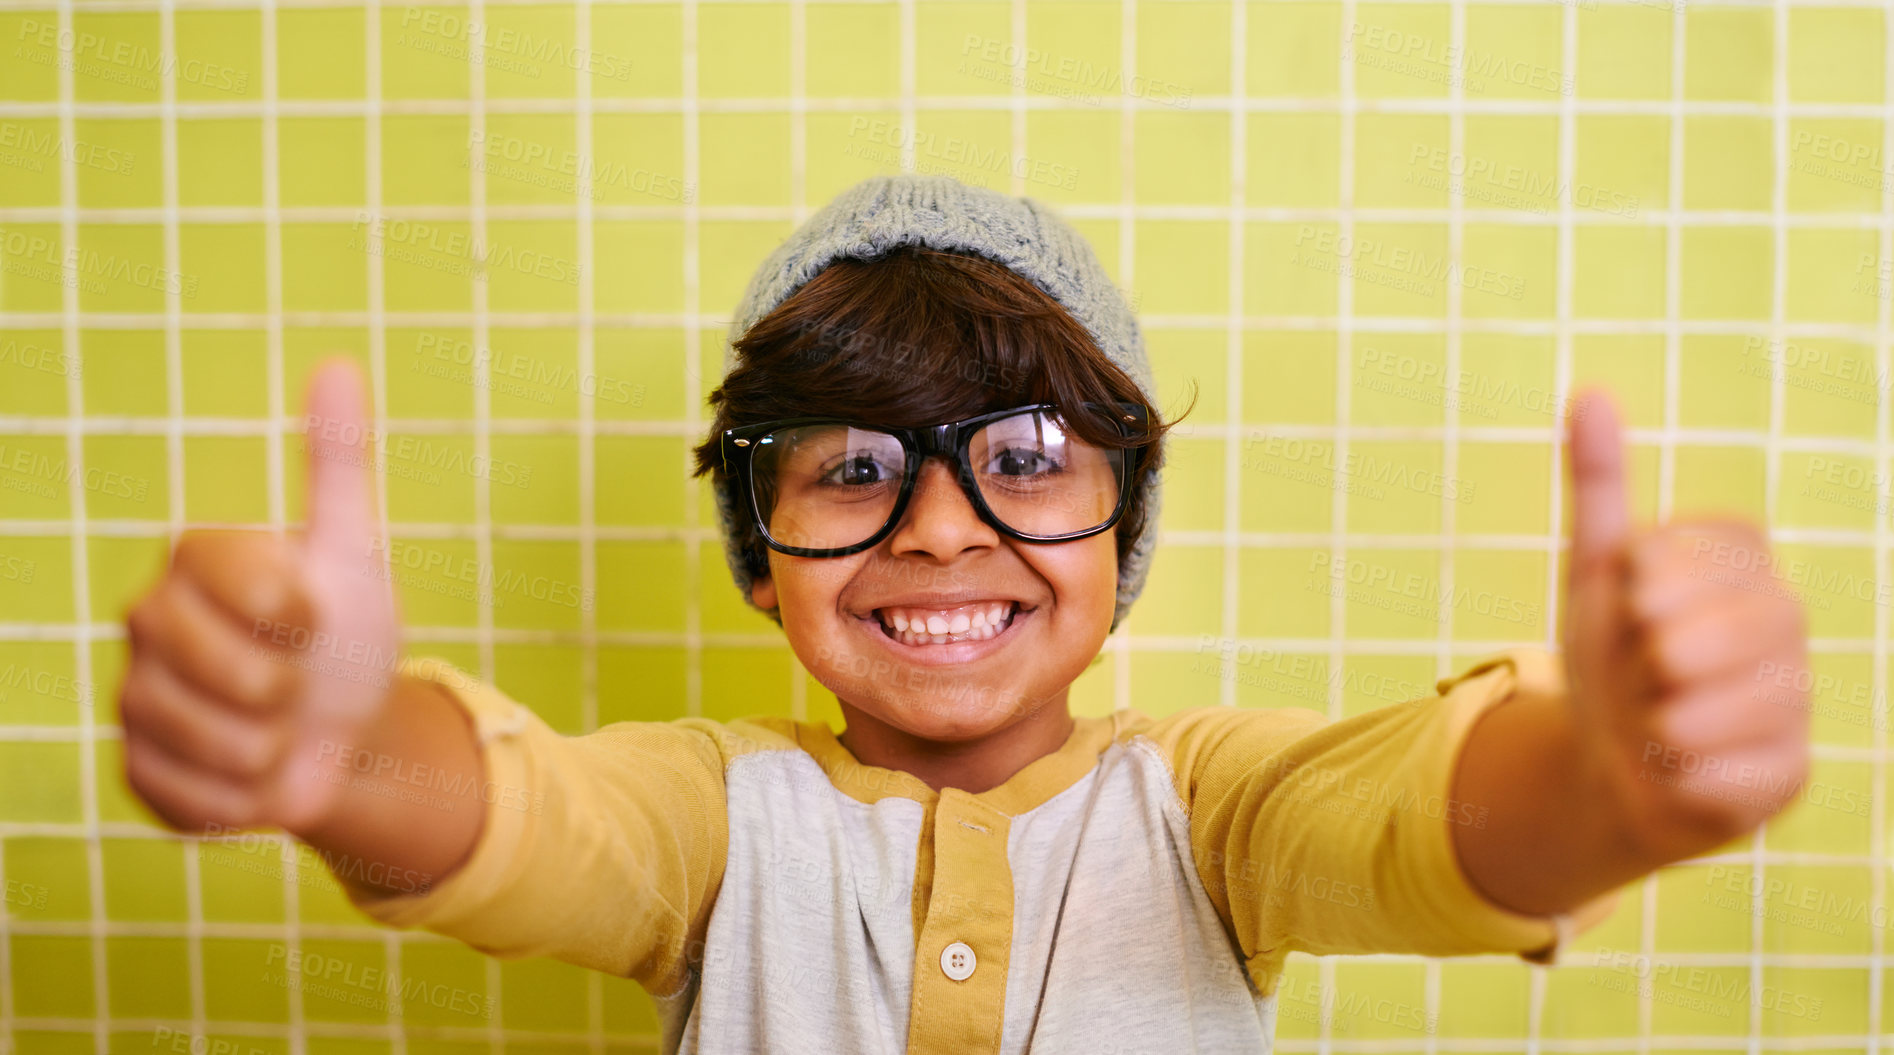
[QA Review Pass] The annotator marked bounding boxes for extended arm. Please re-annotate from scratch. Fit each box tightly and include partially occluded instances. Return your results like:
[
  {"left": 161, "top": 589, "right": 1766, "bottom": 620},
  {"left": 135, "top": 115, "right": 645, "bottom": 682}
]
[
  {"left": 1166, "top": 391, "right": 1810, "bottom": 995},
  {"left": 1449, "top": 390, "right": 1811, "bottom": 917},
  {"left": 1156, "top": 650, "right": 1618, "bottom": 993},
  {"left": 285, "top": 671, "right": 490, "bottom": 894},
  {"left": 1448, "top": 678, "right": 1646, "bottom": 916},
  {"left": 120, "top": 359, "right": 730, "bottom": 993}
]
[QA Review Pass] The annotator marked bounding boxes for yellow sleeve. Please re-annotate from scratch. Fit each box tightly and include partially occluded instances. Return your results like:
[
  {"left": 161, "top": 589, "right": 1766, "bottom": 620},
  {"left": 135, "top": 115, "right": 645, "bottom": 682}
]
[
  {"left": 326, "top": 657, "right": 734, "bottom": 998},
  {"left": 1147, "top": 646, "right": 1619, "bottom": 995}
]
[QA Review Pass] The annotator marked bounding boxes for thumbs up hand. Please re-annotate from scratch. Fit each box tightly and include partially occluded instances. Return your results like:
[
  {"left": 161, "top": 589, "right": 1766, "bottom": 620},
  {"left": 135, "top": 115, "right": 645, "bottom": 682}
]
[
  {"left": 121, "top": 359, "right": 405, "bottom": 835},
  {"left": 1561, "top": 388, "right": 1811, "bottom": 863}
]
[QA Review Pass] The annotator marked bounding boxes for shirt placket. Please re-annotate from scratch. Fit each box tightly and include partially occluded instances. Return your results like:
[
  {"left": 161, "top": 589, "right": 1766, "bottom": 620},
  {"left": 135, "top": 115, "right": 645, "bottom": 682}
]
[{"left": 905, "top": 788, "right": 1015, "bottom": 1055}]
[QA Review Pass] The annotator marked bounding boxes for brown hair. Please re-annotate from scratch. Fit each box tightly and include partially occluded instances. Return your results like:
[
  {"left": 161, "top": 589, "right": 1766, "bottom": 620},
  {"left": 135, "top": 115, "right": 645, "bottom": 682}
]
[{"left": 690, "top": 244, "right": 1196, "bottom": 593}]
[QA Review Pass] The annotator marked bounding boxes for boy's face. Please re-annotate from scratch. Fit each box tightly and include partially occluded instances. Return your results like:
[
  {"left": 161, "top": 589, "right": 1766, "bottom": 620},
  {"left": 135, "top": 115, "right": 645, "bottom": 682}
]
[{"left": 748, "top": 457, "right": 1118, "bottom": 743}]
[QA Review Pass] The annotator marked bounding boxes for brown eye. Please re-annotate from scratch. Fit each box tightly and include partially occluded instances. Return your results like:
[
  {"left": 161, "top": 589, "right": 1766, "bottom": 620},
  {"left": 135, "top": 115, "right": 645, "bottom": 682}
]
[
  {"left": 988, "top": 447, "right": 1061, "bottom": 478},
  {"left": 825, "top": 453, "right": 896, "bottom": 487}
]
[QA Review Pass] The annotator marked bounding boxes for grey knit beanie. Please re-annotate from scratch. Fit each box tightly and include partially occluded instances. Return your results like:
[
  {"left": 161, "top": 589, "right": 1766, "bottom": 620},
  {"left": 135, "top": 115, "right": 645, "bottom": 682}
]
[{"left": 714, "top": 173, "right": 1163, "bottom": 635}]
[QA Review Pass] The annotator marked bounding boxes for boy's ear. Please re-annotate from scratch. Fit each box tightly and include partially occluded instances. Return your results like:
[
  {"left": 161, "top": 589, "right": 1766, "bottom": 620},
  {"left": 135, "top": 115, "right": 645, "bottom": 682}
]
[{"left": 750, "top": 573, "right": 776, "bottom": 610}]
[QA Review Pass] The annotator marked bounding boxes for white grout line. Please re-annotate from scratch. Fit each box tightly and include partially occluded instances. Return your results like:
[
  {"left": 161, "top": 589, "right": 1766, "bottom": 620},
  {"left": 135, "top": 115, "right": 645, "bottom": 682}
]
[
  {"left": 682, "top": 0, "right": 702, "bottom": 723},
  {"left": 460, "top": 0, "right": 507, "bottom": 1044},
  {"left": 1323, "top": 0, "right": 1359, "bottom": 1044},
  {"left": 8, "top": 310, "right": 1894, "bottom": 339},
  {"left": 1437, "top": 0, "right": 1466, "bottom": 1050},
  {"left": 1111, "top": 0, "right": 1137, "bottom": 711},
  {"left": 574, "top": 0, "right": 604, "bottom": 1044},
  {"left": 255, "top": 0, "right": 312, "bottom": 1049},
  {"left": 1632, "top": 6, "right": 1689, "bottom": 1047},
  {"left": 897, "top": 0, "right": 913, "bottom": 174},
  {"left": 9, "top": 94, "right": 1894, "bottom": 120},
  {"left": 1753, "top": 2, "right": 1790, "bottom": 1051},
  {"left": 1336, "top": 0, "right": 1358, "bottom": 743},
  {"left": 45, "top": 0, "right": 112, "bottom": 1042},
  {"left": 47, "top": 0, "right": 108, "bottom": 1030},
  {"left": 1220, "top": 0, "right": 1246, "bottom": 720},
  {"left": 787, "top": 0, "right": 808, "bottom": 724},
  {"left": 0, "top": 418, "right": 1885, "bottom": 449},
  {"left": 368, "top": 6, "right": 405, "bottom": 1047},
  {"left": 16, "top": 201, "right": 1894, "bottom": 227},
  {"left": 260, "top": 8, "right": 286, "bottom": 524},
  {"left": 574, "top": 0, "right": 600, "bottom": 762},
  {"left": 1541, "top": 0, "right": 1584, "bottom": 1048},
  {"left": 153, "top": 0, "right": 209, "bottom": 1045},
  {"left": 1868, "top": 2, "right": 1893, "bottom": 1050},
  {"left": 364, "top": 1, "right": 408, "bottom": 1048},
  {"left": 1008, "top": 0, "right": 1024, "bottom": 200}
]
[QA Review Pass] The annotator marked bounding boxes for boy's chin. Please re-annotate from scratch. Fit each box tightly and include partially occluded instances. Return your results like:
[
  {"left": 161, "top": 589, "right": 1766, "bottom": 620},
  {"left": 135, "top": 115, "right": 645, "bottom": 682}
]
[{"left": 865, "top": 692, "right": 1040, "bottom": 744}]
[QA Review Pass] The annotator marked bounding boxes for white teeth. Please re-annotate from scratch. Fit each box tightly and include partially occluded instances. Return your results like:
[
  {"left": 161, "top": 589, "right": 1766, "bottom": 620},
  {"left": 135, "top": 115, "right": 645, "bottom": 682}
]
[{"left": 872, "top": 601, "right": 1020, "bottom": 646}]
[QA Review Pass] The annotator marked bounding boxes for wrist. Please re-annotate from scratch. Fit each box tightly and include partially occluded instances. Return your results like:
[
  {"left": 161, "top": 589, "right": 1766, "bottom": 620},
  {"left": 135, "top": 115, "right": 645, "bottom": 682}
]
[
  {"left": 278, "top": 668, "right": 413, "bottom": 845},
  {"left": 1576, "top": 723, "right": 1662, "bottom": 880}
]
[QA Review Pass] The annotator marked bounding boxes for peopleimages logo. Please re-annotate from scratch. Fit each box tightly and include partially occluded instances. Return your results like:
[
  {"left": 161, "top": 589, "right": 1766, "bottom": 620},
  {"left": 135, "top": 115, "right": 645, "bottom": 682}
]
[
  {"left": 956, "top": 34, "right": 1194, "bottom": 108},
  {"left": 0, "top": 554, "right": 35, "bottom": 584},
  {"left": 395, "top": 7, "right": 636, "bottom": 80},
  {"left": 1343, "top": 20, "right": 1574, "bottom": 96},
  {"left": 466, "top": 129, "right": 694, "bottom": 203},
  {"left": 348, "top": 212, "right": 582, "bottom": 286},
  {"left": 413, "top": 332, "right": 645, "bottom": 407},
  {"left": 1405, "top": 145, "right": 1639, "bottom": 217},
  {"left": 366, "top": 538, "right": 595, "bottom": 613},
  {"left": 0, "top": 121, "right": 136, "bottom": 175},
  {"left": 844, "top": 116, "right": 1079, "bottom": 192},
  {"left": 303, "top": 411, "right": 536, "bottom": 489},
  {"left": 1291, "top": 226, "right": 1527, "bottom": 301},
  {"left": 0, "top": 662, "right": 92, "bottom": 705},
  {"left": 264, "top": 943, "right": 496, "bottom": 1019},
  {"left": 1591, "top": 948, "right": 1824, "bottom": 1020},
  {"left": 3, "top": 877, "right": 49, "bottom": 910},
  {"left": 14, "top": 18, "right": 251, "bottom": 94},
  {"left": 0, "top": 226, "right": 198, "bottom": 298},
  {"left": 0, "top": 439, "right": 152, "bottom": 503},
  {"left": 0, "top": 336, "right": 82, "bottom": 378},
  {"left": 314, "top": 739, "right": 545, "bottom": 816}
]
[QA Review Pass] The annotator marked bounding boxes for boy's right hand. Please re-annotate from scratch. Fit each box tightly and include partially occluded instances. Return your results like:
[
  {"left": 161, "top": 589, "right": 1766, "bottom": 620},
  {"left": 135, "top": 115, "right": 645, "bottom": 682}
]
[{"left": 121, "top": 359, "right": 405, "bottom": 837}]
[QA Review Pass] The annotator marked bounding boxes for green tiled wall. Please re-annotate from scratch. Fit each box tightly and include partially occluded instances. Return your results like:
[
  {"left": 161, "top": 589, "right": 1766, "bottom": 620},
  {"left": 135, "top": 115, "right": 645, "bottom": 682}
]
[{"left": 2, "top": 1, "right": 1890, "bottom": 1052}]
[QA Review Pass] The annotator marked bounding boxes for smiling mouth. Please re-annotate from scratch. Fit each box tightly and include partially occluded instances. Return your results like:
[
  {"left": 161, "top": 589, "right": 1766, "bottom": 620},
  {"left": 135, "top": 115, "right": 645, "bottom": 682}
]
[{"left": 870, "top": 600, "right": 1025, "bottom": 646}]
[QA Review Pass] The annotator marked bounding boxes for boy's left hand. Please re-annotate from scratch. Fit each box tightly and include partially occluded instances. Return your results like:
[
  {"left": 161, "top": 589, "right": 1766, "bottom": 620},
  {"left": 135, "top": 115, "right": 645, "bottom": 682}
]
[{"left": 1561, "top": 388, "right": 1812, "bottom": 865}]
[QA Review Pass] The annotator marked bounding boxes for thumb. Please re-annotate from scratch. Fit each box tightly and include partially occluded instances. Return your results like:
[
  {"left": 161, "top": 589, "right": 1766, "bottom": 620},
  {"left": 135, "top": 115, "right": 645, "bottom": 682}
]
[
  {"left": 302, "top": 358, "right": 381, "bottom": 564},
  {"left": 1566, "top": 386, "right": 1632, "bottom": 590},
  {"left": 1562, "top": 387, "right": 1636, "bottom": 693}
]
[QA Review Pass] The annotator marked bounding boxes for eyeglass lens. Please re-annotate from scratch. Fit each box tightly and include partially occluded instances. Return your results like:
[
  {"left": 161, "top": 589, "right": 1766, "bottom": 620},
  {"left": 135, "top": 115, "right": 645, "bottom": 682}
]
[{"left": 748, "top": 409, "right": 1127, "bottom": 551}]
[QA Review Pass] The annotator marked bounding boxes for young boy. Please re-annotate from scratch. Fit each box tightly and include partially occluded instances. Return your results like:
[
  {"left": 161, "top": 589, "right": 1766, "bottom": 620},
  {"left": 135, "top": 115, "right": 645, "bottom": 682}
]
[{"left": 119, "top": 174, "right": 1811, "bottom": 1054}]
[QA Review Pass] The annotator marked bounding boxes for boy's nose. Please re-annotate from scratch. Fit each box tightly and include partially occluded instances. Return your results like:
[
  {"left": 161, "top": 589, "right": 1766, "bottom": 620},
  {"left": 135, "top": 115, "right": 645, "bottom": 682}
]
[{"left": 884, "top": 456, "right": 999, "bottom": 560}]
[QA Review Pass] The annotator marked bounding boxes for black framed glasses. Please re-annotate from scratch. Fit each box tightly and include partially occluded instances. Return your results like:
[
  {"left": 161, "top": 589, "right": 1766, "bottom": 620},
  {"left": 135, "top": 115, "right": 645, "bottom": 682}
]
[{"left": 721, "top": 401, "right": 1151, "bottom": 558}]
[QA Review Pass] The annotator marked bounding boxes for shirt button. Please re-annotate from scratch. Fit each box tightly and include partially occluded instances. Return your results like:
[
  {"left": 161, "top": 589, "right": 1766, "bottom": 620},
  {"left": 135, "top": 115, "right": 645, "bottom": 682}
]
[{"left": 940, "top": 941, "right": 976, "bottom": 981}]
